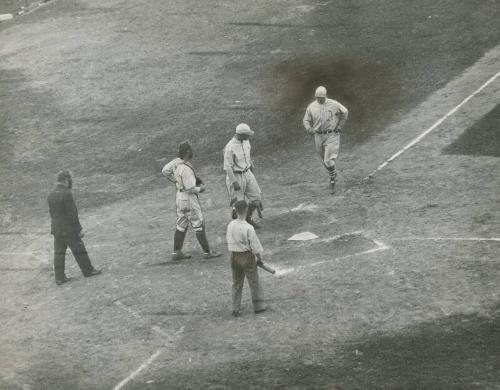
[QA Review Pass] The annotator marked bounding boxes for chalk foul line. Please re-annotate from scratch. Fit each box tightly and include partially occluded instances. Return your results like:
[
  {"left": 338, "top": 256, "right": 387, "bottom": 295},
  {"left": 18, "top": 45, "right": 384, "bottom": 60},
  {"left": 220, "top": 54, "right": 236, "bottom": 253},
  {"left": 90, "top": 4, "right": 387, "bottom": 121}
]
[
  {"left": 112, "top": 348, "right": 164, "bottom": 390},
  {"left": 367, "top": 70, "right": 500, "bottom": 178},
  {"left": 112, "top": 300, "right": 185, "bottom": 390}
]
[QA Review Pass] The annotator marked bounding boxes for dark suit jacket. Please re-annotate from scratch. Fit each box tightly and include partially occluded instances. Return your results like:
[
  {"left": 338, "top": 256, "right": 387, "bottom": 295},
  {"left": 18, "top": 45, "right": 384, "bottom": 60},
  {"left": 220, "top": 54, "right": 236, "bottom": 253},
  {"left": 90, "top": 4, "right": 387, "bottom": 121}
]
[{"left": 47, "top": 184, "right": 82, "bottom": 236}]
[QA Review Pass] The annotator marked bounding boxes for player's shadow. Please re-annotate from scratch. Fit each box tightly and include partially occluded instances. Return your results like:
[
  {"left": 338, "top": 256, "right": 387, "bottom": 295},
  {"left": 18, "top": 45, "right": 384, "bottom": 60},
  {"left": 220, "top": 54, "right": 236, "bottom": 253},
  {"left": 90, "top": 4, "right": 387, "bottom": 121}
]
[{"left": 148, "top": 303, "right": 500, "bottom": 389}]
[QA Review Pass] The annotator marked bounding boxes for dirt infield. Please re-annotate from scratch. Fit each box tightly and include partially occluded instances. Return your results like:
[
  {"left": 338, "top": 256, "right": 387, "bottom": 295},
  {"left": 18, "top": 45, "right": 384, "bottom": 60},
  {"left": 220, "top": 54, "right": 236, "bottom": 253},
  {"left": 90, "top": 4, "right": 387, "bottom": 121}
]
[{"left": 1, "top": 0, "right": 500, "bottom": 389}]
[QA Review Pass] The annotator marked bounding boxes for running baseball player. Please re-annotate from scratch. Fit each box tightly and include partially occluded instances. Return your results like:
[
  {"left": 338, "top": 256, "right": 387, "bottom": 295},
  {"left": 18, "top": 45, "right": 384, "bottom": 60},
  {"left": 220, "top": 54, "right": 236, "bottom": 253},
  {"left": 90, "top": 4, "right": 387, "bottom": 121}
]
[
  {"left": 303, "top": 86, "right": 348, "bottom": 193},
  {"left": 162, "top": 141, "right": 221, "bottom": 261},
  {"left": 223, "top": 123, "right": 263, "bottom": 228}
]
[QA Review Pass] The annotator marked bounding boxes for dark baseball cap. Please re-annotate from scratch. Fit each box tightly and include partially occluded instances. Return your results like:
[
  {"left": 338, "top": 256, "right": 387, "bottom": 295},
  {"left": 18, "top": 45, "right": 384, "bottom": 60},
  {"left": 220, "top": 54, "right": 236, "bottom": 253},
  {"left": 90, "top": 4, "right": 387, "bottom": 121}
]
[{"left": 56, "top": 170, "right": 72, "bottom": 183}]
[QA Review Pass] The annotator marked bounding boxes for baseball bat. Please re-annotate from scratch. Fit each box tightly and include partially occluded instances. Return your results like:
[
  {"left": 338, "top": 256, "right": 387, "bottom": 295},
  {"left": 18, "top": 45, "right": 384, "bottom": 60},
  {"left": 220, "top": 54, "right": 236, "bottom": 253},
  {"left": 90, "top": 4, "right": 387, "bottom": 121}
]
[{"left": 258, "top": 262, "right": 276, "bottom": 275}]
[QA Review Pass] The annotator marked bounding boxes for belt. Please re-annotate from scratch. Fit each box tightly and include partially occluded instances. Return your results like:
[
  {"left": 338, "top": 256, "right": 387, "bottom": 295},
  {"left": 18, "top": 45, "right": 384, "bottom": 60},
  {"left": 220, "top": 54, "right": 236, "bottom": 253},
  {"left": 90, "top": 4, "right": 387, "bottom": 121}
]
[
  {"left": 316, "top": 129, "right": 338, "bottom": 135},
  {"left": 233, "top": 167, "right": 251, "bottom": 173}
]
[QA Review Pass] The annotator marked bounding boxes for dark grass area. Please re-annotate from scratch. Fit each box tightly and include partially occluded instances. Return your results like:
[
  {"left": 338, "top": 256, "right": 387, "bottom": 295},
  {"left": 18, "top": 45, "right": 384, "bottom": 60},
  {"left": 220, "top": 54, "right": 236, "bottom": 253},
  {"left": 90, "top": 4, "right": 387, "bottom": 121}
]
[
  {"left": 443, "top": 104, "right": 500, "bottom": 157},
  {"left": 138, "top": 306, "right": 500, "bottom": 390},
  {"left": 258, "top": 0, "right": 500, "bottom": 149},
  {"left": 1, "top": 0, "right": 499, "bottom": 215}
]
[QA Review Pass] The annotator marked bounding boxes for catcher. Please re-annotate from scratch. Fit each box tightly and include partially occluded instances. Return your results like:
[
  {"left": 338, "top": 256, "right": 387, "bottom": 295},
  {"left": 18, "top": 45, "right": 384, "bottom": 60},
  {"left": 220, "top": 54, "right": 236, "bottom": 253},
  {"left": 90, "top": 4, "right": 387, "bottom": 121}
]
[{"left": 162, "top": 141, "right": 221, "bottom": 261}]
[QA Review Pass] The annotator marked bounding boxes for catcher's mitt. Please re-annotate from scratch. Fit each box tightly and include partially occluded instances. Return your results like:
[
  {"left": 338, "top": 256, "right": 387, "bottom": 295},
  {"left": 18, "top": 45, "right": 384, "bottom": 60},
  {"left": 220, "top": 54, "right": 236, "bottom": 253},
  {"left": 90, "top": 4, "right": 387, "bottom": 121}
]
[{"left": 196, "top": 177, "right": 204, "bottom": 186}]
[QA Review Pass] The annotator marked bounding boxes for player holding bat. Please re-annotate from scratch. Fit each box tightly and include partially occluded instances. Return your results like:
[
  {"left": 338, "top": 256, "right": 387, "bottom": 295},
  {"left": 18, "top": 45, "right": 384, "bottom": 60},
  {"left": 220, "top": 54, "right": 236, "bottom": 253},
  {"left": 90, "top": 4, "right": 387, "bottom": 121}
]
[{"left": 226, "top": 200, "right": 270, "bottom": 317}]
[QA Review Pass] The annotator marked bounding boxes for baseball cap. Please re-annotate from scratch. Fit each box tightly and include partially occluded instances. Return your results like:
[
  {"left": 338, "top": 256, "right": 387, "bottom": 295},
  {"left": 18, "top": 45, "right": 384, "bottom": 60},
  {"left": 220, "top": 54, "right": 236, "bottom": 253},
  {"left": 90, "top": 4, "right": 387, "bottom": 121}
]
[
  {"left": 315, "top": 86, "right": 327, "bottom": 98},
  {"left": 56, "top": 170, "right": 72, "bottom": 183},
  {"left": 235, "top": 123, "right": 254, "bottom": 135}
]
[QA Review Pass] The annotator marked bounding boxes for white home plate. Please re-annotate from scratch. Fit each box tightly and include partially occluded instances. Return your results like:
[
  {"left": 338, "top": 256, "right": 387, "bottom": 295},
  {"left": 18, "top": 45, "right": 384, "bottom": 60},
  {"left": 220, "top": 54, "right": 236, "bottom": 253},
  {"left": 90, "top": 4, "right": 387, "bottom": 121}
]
[{"left": 288, "top": 232, "right": 318, "bottom": 241}]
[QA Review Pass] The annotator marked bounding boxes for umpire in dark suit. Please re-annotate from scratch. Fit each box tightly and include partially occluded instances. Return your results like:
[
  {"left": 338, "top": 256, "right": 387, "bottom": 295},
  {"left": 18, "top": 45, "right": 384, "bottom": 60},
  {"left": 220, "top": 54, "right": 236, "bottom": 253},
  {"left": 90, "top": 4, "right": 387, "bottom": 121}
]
[{"left": 47, "top": 170, "right": 101, "bottom": 285}]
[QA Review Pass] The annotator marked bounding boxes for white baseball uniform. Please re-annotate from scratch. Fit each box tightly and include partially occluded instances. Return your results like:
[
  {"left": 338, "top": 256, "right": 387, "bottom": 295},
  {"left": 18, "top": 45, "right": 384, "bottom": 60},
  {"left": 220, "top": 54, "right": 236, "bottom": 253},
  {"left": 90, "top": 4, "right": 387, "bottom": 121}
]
[
  {"left": 223, "top": 137, "right": 262, "bottom": 206},
  {"left": 303, "top": 98, "right": 348, "bottom": 169},
  {"left": 162, "top": 158, "right": 204, "bottom": 232}
]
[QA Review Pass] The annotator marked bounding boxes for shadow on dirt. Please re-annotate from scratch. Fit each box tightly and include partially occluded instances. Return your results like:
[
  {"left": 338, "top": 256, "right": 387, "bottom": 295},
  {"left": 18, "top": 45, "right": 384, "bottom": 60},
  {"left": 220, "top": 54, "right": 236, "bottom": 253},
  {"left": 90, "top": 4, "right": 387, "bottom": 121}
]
[
  {"left": 268, "top": 58, "right": 401, "bottom": 148},
  {"left": 143, "top": 305, "right": 500, "bottom": 390},
  {"left": 443, "top": 104, "right": 500, "bottom": 157}
]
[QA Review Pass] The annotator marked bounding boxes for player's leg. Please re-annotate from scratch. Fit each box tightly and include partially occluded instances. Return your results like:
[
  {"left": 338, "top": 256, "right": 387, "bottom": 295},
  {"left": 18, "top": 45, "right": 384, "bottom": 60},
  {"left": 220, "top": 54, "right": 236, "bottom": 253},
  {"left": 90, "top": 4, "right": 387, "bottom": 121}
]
[
  {"left": 323, "top": 133, "right": 340, "bottom": 193},
  {"left": 67, "top": 234, "right": 99, "bottom": 277},
  {"left": 173, "top": 197, "right": 191, "bottom": 260},
  {"left": 314, "top": 134, "right": 326, "bottom": 162},
  {"left": 231, "top": 252, "right": 245, "bottom": 316},
  {"left": 244, "top": 171, "right": 263, "bottom": 228},
  {"left": 191, "top": 197, "right": 221, "bottom": 259},
  {"left": 226, "top": 174, "right": 244, "bottom": 219},
  {"left": 243, "top": 253, "right": 266, "bottom": 313},
  {"left": 53, "top": 235, "right": 68, "bottom": 284}
]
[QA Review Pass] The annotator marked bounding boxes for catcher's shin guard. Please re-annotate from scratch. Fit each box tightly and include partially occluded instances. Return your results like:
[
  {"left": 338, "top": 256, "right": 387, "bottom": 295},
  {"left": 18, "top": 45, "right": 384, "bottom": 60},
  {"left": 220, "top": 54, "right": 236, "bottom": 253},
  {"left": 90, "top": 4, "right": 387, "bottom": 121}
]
[
  {"left": 173, "top": 229, "right": 187, "bottom": 252},
  {"left": 195, "top": 229, "right": 210, "bottom": 253}
]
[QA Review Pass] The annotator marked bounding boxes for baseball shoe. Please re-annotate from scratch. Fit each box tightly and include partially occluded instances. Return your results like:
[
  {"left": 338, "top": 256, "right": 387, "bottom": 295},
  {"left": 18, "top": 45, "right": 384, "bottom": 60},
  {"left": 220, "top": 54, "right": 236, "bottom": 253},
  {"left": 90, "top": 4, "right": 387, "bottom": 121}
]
[
  {"left": 203, "top": 251, "right": 222, "bottom": 259},
  {"left": 254, "top": 307, "right": 268, "bottom": 314},
  {"left": 329, "top": 179, "right": 336, "bottom": 194},
  {"left": 56, "top": 276, "right": 73, "bottom": 285},
  {"left": 172, "top": 251, "right": 191, "bottom": 261},
  {"left": 232, "top": 310, "right": 241, "bottom": 317},
  {"left": 84, "top": 268, "right": 102, "bottom": 278}
]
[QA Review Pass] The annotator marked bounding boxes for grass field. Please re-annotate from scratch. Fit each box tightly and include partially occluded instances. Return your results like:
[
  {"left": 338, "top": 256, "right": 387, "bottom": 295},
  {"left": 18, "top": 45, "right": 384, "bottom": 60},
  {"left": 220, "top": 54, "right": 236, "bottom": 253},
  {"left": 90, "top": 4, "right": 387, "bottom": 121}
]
[{"left": 1, "top": 0, "right": 500, "bottom": 389}]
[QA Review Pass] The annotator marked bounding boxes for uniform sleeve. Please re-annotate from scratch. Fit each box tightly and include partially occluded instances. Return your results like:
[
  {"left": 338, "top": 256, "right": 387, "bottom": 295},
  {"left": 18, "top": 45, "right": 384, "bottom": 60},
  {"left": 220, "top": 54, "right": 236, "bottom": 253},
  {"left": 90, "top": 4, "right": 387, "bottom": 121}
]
[
  {"left": 223, "top": 145, "right": 235, "bottom": 171},
  {"left": 64, "top": 191, "right": 82, "bottom": 232},
  {"left": 335, "top": 101, "right": 349, "bottom": 130},
  {"left": 303, "top": 106, "right": 313, "bottom": 132},
  {"left": 162, "top": 158, "right": 179, "bottom": 182},
  {"left": 248, "top": 227, "right": 264, "bottom": 255}
]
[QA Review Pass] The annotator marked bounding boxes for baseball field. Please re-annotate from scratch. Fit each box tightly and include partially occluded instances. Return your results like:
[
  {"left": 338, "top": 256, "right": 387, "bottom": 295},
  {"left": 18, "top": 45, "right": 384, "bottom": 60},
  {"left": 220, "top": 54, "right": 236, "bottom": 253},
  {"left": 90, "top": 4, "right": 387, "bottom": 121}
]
[{"left": 1, "top": 0, "right": 499, "bottom": 389}]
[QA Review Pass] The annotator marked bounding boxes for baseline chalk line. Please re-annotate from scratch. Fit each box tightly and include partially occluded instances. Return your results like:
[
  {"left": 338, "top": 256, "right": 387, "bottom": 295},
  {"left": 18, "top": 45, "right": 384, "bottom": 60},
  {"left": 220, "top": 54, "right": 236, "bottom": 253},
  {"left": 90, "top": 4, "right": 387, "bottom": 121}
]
[
  {"left": 112, "top": 348, "right": 164, "bottom": 390},
  {"left": 367, "top": 70, "right": 500, "bottom": 178},
  {"left": 113, "top": 300, "right": 186, "bottom": 389},
  {"left": 394, "top": 237, "right": 500, "bottom": 242},
  {"left": 296, "top": 238, "right": 390, "bottom": 271}
]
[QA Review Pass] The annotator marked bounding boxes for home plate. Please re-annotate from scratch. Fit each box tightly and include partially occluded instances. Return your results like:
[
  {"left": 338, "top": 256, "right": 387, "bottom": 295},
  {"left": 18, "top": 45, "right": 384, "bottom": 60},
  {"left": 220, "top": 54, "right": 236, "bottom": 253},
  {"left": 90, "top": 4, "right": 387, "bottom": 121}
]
[{"left": 288, "top": 232, "right": 318, "bottom": 241}]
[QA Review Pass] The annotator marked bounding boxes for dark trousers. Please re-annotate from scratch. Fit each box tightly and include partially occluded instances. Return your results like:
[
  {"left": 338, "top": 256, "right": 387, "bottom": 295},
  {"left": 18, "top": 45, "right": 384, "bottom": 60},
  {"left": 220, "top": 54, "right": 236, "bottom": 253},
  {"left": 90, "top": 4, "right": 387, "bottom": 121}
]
[
  {"left": 53, "top": 234, "right": 94, "bottom": 280},
  {"left": 231, "top": 251, "right": 264, "bottom": 312}
]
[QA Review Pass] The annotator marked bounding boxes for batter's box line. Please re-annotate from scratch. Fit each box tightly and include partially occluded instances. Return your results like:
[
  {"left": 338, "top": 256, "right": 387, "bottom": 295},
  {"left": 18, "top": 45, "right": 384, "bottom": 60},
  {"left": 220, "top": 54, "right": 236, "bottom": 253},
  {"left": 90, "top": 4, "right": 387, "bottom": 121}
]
[
  {"left": 270, "top": 232, "right": 390, "bottom": 275},
  {"left": 298, "top": 237, "right": 390, "bottom": 271}
]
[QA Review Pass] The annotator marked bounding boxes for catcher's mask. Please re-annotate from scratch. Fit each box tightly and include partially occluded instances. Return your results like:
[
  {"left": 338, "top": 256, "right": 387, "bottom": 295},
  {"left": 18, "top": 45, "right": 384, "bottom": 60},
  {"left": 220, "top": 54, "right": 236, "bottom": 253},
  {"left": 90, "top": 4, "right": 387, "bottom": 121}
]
[{"left": 178, "top": 141, "right": 193, "bottom": 159}]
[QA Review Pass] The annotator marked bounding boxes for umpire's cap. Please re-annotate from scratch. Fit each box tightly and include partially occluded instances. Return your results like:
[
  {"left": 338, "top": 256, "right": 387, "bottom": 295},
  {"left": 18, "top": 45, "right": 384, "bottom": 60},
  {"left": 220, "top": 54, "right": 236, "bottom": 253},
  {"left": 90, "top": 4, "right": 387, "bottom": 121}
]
[
  {"left": 235, "top": 123, "right": 254, "bottom": 136},
  {"left": 56, "top": 170, "right": 72, "bottom": 183},
  {"left": 315, "top": 86, "right": 327, "bottom": 98},
  {"left": 178, "top": 141, "right": 193, "bottom": 159}
]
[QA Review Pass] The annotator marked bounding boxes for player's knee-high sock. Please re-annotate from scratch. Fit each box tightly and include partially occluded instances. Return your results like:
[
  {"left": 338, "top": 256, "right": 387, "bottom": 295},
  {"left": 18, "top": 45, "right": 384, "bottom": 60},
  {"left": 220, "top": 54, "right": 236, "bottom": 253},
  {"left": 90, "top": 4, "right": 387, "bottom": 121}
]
[
  {"left": 327, "top": 166, "right": 337, "bottom": 182},
  {"left": 173, "top": 229, "right": 186, "bottom": 252},
  {"left": 195, "top": 230, "right": 210, "bottom": 253},
  {"left": 246, "top": 205, "right": 255, "bottom": 224}
]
